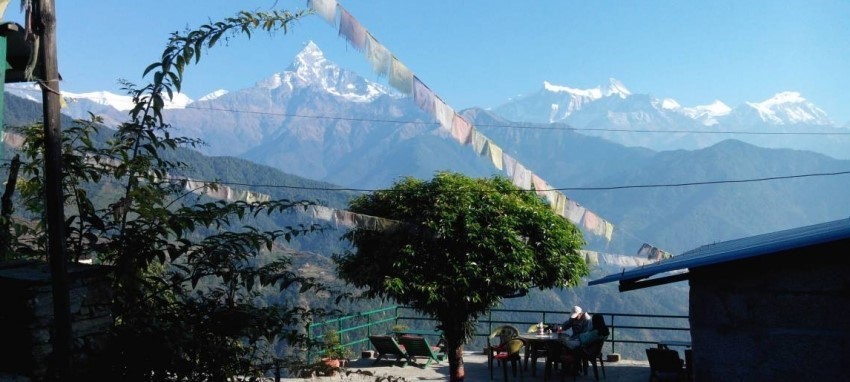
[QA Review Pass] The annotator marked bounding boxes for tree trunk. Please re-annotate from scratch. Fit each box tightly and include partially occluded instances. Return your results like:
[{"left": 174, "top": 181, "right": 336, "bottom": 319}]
[{"left": 446, "top": 335, "right": 465, "bottom": 381}]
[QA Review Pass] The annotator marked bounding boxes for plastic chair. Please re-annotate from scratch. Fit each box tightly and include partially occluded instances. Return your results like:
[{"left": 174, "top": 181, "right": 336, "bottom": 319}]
[
  {"left": 487, "top": 325, "right": 520, "bottom": 378},
  {"left": 492, "top": 338, "right": 526, "bottom": 381},
  {"left": 578, "top": 334, "right": 607, "bottom": 380}
]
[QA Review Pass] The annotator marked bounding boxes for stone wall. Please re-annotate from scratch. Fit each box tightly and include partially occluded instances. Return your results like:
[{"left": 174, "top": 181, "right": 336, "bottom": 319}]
[
  {"left": 688, "top": 241, "right": 850, "bottom": 381},
  {"left": 0, "top": 260, "right": 113, "bottom": 380}
]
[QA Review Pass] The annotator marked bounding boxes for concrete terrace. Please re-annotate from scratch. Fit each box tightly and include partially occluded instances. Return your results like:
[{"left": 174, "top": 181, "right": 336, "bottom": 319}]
[{"left": 281, "top": 351, "right": 650, "bottom": 381}]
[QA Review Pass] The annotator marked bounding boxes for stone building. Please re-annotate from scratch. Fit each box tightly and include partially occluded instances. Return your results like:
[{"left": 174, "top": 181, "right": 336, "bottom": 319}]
[
  {"left": 0, "top": 260, "right": 112, "bottom": 380},
  {"left": 590, "top": 218, "right": 850, "bottom": 381}
]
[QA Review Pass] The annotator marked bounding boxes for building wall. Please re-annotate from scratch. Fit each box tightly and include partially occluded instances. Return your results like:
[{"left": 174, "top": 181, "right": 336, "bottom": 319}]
[
  {"left": 0, "top": 261, "right": 113, "bottom": 380},
  {"left": 688, "top": 240, "right": 850, "bottom": 381}
]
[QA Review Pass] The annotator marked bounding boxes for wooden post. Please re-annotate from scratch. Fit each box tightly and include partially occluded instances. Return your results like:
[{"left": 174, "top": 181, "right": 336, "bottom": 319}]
[
  {"left": 1, "top": 29, "right": 6, "bottom": 146},
  {"left": 36, "top": 0, "right": 72, "bottom": 378}
]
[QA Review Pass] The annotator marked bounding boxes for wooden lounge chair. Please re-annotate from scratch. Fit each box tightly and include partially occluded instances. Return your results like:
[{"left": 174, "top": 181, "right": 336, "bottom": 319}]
[
  {"left": 397, "top": 335, "right": 445, "bottom": 368},
  {"left": 368, "top": 335, "right": 410, "bottom": 367}
]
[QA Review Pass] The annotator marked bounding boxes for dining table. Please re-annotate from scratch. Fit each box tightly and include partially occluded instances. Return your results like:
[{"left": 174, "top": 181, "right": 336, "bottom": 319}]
[{"left": 518, "top": 332, "right": 563, "bottom": 377}]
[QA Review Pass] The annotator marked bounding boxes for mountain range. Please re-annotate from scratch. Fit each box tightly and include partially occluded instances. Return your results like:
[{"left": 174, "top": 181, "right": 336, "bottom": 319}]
[
  {"left": 491, "top": 78, "right": 850, "bottom": 159},
  {"left": 5, "top": 40, "right": 850, "bottom": 257},
  {"left": 11, "top": 40, "right": 848, "bottom": 161}
]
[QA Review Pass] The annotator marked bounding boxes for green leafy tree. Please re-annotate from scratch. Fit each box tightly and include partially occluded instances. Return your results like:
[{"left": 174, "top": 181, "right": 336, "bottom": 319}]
[
  {"left": 4, "top": 8, "right": 344, "bottom": 381},
  {"left": 335, "top": 172, "right": 589, "bottom": 381}
]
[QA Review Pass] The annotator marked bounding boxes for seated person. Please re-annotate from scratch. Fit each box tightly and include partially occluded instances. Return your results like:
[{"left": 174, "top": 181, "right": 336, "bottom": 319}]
[
  {"left": 578, "top": 314, "right": 609, "bottom": 347},
  {"left": 561, "top": 305, "right": 591, "bottom": 349}
]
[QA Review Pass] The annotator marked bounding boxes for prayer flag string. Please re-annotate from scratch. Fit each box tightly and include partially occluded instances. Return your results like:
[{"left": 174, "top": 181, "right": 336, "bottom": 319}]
[{"left": 307, "top": 1, "right": 674, "bottom": 257}]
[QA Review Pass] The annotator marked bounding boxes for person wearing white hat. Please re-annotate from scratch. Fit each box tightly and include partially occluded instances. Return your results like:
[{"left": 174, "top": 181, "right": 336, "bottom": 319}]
[{"left": 561, "top": 306, "right": 592, "bottom": 349}]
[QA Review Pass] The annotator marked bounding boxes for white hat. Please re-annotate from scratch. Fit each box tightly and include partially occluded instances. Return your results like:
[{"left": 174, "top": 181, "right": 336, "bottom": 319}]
[{"left": 570, "top": 306, "right": 583, "bottom": 319}]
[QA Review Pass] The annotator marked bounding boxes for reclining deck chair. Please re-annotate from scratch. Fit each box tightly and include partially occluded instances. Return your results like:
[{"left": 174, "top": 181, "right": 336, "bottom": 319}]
[
  {"left": 368, "top": 335, "right": 410, "bottom": 367},
  {"left": 397, "top": 335, "right": 445, "bottom": 368}
]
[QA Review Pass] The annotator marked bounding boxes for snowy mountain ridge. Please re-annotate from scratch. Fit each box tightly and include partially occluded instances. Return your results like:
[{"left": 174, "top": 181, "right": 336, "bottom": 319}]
[{"left": 5, "top": 41, "right": 390, "bottom": 112}]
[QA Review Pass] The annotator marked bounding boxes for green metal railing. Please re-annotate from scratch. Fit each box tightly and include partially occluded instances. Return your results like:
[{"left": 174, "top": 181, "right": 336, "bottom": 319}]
[
  {"left": 306, "top": 305, "right": 690, "bottom": 362},
  {"left": 306, "top": 305, "right": 399, "bottom": 362}
]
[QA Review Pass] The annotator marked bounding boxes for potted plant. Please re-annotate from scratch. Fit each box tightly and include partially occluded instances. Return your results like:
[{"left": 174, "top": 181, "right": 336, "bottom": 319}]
[
  {"left": 391, "top": 324, "right": 409, "bottom": 340},
  {"left": 320, "top": 330, "right": 352, "bottom": 372}
]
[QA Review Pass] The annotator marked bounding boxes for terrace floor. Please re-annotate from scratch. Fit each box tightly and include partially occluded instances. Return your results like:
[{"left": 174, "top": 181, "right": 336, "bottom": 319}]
[{"left": 281, "top": 351, "right": 651, "bottom": 381}]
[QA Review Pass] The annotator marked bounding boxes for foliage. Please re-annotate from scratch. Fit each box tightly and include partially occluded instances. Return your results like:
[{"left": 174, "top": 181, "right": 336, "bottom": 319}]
[
  {"left": 0, "top": 7, "right": 345, "bottom": 381},
  {"left": 320, "top": 329, "right": 352, "bottom": 360},
  {"left": 334, "top": 171, "right": 588, "bottom": 380}
]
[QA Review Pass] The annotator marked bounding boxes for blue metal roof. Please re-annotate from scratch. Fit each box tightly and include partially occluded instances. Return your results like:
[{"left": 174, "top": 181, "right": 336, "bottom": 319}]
[{"left": 588, "top": 218, "right": 850, "bottom": 287}]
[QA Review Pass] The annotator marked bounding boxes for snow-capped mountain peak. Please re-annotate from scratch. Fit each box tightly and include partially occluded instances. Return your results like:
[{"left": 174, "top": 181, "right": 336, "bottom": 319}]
[
  {"left": 292, "top": 41, "right": 328, "bottom": 83},
  {"left": 543, "top": 81, "right": 602, "bottom": 98},
  {"left": 164, "top": 92, "right": 193, "bottom": 109},
  {"left": 254, "top": 40, "right": 389, "bottom": 102},
  {"left": 5, "top": 83, "right": 193, "bottom": 111},
  {"left": 531, "top": 78, "right": 633, "bottom": 122},
  {"left": 739, "top": 91, "right": 830, "bottom": 125},
  {"left": 60, "top": 90, "right": 192, "bottom": 111},
  {"left": 660, "top": 98, "right": 681, "bottom": 110},
  {"left": 604, "top": 78, "right": 631, "bottom": 98},
  {"left": 542, "top": 77, "right": 631, "bottom": 101},
  {"left": 662, "top": 99, "right": 732, "bottom": 126},
  {"left": 198, "top": 89, "right": 229, "bottom": 102}
]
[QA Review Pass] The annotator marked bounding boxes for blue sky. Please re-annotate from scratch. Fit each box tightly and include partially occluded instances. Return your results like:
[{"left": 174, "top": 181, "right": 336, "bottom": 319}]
[{"left": 5, "top": 0, "right": 850, "bottom": 124}]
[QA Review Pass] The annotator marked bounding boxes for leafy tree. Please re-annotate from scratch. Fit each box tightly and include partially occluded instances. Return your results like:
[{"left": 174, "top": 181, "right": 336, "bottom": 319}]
[
  {"left": 2, "top": 8, "right": 349, "bottom": 381},
  {"left": 335, "top": 172, "right": 589, "bottom": 381}
]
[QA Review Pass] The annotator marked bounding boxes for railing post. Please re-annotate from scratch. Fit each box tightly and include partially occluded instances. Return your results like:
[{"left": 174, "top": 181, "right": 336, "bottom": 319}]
[
  {"left": 306, "top": 322, "right": 313, "bottom": 364},
  {"left": 487, "top": 310, "right": 493, "bottom": 338},
  {"left": 609, "top": 314, "right": 616, "bottom": 354},
  {"left": 274, "top": 359, "right": 281, "bottom": 381}
]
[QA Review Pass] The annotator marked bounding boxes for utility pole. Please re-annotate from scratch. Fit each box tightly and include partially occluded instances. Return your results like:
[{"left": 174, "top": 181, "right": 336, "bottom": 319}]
[{"left": 35, "top": 0, "right": 72, "bottom": 378}]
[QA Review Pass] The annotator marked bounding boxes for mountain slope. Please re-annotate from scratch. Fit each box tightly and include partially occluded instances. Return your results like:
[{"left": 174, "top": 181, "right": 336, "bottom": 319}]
[{"left": 565, "top": 139, "right": 850, "bottom": 254}]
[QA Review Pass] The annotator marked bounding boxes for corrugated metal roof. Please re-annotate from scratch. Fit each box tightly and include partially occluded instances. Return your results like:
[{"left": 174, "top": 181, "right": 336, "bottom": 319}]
[{"left": 588, "top": 217, "right": 850, "bottom": 287}]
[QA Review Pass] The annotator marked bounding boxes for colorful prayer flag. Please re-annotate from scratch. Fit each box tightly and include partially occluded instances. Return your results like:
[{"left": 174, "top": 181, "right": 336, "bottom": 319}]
[
  {"left": 451, "top": 114, "right": 472, "bottom": 145},
  {"left": 486, "top": 140, "right": 503, "bottom": 170},
  {"left": 434, "top": 98, "right": 454, "bottom": 131},
  {"left": 389, "top": 57, "right": 414, "bottom": 95},
  {"left": 308, "top": 0, "right": 337, "bottom": 25},
  {"left": 366, "top": 33, "right": 391, "bottom": 77},
  {"left": 338, "top": 6, "right": 367, "bottom": 51},
  {"left": 413, "top": 76, "right": 437, "bottom": 116}
]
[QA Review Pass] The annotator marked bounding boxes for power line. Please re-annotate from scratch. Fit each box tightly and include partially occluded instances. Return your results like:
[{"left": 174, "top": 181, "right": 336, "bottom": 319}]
[
  {"left": 183, "top": 104, "right": 850, "bottom": 136},
  {"left": 5, "top": 155, "right": 847, "bottom": 192},
  {"left": 557, "top": 170, "right": 850, "bottom": 191},
  {"left": 8, "top": 86, "right": 850, "bottom": 136},
  {"left": 195, "top": 169, "right": 850, "bottom": 193}
]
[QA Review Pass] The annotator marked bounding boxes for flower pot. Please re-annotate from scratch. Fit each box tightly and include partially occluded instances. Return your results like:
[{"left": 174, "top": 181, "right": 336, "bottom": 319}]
[{"left": 322, "top": 357, "right": 341, "bottom": 369}]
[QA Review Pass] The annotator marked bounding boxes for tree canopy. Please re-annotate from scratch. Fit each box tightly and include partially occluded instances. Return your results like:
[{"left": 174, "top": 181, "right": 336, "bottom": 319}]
[
  {"left": 0, "top": 8, "right": 346, "bottom": 380},
  {"left": 335, "top": 171, "right": 588, "bottom": 380}
]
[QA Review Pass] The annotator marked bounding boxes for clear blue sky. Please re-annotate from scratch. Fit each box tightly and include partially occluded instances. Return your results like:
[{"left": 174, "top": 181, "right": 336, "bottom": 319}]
[{"left": 5, "top": 0, "right": 850, "bottom": 124}]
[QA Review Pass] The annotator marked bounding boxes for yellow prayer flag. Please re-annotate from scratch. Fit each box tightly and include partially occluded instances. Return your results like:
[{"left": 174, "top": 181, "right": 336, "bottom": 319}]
[{"left": 0, "top": 1, "right": 9, "bottom": 20}]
